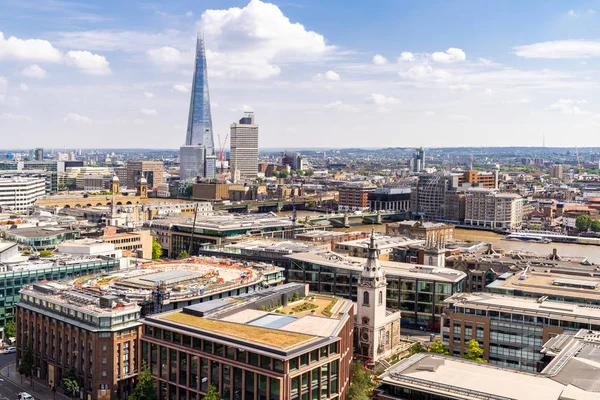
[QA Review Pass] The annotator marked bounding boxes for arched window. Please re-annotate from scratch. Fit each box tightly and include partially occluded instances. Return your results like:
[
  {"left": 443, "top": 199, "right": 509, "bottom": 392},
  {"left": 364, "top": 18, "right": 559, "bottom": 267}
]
[
  {"left": 386, "top": 331, "right": 390, "bottom": 345},
  {"left": 363, "top": 292, "right": 369, "bottom": 305},
  {"left": 379, "top": 291, "right": 383, "bottom": 305}
]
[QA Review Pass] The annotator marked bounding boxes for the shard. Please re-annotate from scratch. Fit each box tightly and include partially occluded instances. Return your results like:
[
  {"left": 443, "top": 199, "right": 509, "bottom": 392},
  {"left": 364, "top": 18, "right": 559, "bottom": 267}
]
[{"left": 185, "top": 33, "right": 214, "bottom": 154}]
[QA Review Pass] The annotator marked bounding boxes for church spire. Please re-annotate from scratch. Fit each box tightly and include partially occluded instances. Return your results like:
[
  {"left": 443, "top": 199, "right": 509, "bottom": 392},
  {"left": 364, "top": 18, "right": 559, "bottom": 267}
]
[{"left": 360, "top": 230, "right": 385, "bottom": 287}]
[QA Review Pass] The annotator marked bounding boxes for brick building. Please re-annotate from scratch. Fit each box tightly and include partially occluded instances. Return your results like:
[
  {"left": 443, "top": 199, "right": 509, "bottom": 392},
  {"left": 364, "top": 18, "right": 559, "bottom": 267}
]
[
  {"left": 338, "top": 185, "right": 376, "bottom": 211},
  {"left": 126, "top": 161, "right": 164, "bottom": 189}
]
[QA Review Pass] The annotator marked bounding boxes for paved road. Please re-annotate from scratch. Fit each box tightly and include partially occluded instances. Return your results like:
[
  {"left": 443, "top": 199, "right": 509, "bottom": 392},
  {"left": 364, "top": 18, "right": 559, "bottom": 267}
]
[
  {"left": 0, "top": 373, "right": 28, "bottom": 400},
  {"left": 0, "top": 354, "right": 15, "bottom": 372}
]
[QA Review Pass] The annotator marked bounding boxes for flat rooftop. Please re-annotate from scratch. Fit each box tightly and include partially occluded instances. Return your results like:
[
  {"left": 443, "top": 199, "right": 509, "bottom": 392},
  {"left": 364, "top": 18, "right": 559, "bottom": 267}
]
[
  {"left": 295, "top": 230, "right": 356, "bottom": 239},
  {"left": 287, "top": 251, "right": 466, "bottom": 283},
  {"left": 336, "top": 235, "right": 425, "bottom": 249},
  {"left": 379, "top": 354, "right": 565, "bottom": 400},
  {"left": 5, "top": 226, "right": 79, "bottom": 238},
  {"left": 145, "top": 212, "right": 293, "bottom": 232},
  {"left": 225, "top": 240, "right": 322, "bottom": 254}
]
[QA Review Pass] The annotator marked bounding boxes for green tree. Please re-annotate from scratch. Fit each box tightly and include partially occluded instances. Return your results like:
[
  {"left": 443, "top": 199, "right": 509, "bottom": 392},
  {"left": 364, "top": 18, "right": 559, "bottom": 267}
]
[
  {"left": 591, "top": 219, "right": 600, "bottom": 233},
  {"left": 204, "top": 385, "right": 220, "bottom": 400},
  {"left": 18, "top": 344, "right": 34, "bottom": 378},
  {"left": 3, "top": 320, "right": 16, "bottom": 338},
  {"left": 177, "top": 250, "right": 189, "bottom": 259},
  {"left": 409, "top": 342, "right": 426, "bottom": 356},
  {"left": 184, "top": 183, "right": 193, "bottom": 198},
  {"left": 461, "top": 339, "right": 486, "bottom": 362},
  {"left": 152, "top": 238, "right": 162, "bottom": 260},
  {"left": 129, "top": 361, "right": 156, "bottom": 400},
  {"left": 576, "top": 215, "right": 592, "bottom": 231},
  {"left": 428, "top": 339, "right": 449, "bottom": 355},
  {"left": 62, "top": 367, "right": 80, "bottom": 399},
  {"left": 305, "top": 169, "right": 314, "bottom": 176},
  {"left": 277, "top": 171, "right": 289, "bottom": 179},
  {"left": 348, "top": 361, "right": 375, "bottom": 400},
  {"left": 39, "top": 250, "right": 53, "bottom": 257}
]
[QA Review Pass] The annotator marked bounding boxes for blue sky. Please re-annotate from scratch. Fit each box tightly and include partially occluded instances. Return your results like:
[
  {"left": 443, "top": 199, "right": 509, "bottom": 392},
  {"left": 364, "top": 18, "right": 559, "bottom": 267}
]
[{"left": 2, "top": 0, "right": 600, "bottom": 149}]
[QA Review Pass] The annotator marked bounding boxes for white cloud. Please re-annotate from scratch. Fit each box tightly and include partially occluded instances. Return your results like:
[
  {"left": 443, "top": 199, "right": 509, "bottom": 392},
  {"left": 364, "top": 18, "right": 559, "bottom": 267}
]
[
  {"left": 21, "top": 64, "right": 47, "bottom": 79},
  {"left": 241, "top": 104, "right": 253, "bottom": 112},
  {"left": 372, "top": 54, "right": 387, "bottom": 65},
  {"left": 402, "top": 65, "right": 452, "bottom": 81},
  {"left": 503, "top": 98, "right": 531, "bottom": 104},
  {"left": 19, "top": 83, "right": 29, "bottom": 91},
  {"left": 140, "top": 108, "right": 157, "bottom": 115},
  {"left": 430, "top": 48, "right": 466, "bottom": 63},
  {"left": 186, "top": 11, "right": 194, "bottom": 17},
  {"left": 548, "top": 99, "right": 589, "bottom": 115},
  {"left": 0, "top": 76, "right": 6, "bottom": 93},
  {"left": 324, "top": 100, "right": 358, "bottom": 112},
  {"left": 366, "top": 93, "right": 400, "bottom": 105},
  {"left": 316, "top": 70, "right": 340, "bottom": 81},
  {"left": 514, "top": 40, "right": 600, "bottom": 59},
  {"left": 64, "top": 51, "right": 111, "bottom": 75},
  {"left": 199, "top": 0, "right": 335, "bottom": 79},
  {"left": 172, "top": 84, "right": 189, "bottom": 93},
  {"left": 0, "top": 31, "right": 62, "bottom": 62},
  {"left": 484, "top": 88, "right": 493, "bottom": 96},
  {"left": 144, "top": 91, "right": 155, "bottom": 98},
  {"left": 147, "top": 46, "right": 188, "bottom": 66},
  {"left": 133, "top": 119, "right": 145, "bottom": 125},
  {"left": 567, "top": 9, "right": 577, "bottom": 17},
  {"left": 399, "top": 52, "right": 415, "bottom": 62},
  {"left": 64, "top": 113, "right": 91, "bottom": 123},
  {"left": 0, "top": 112, "right": 32, "bottom": 121},
  {"left": 449, "top": 114, "right": 473, "bottom": 123},
  {"left": 423, "top": 111, "right": 435, "bottom": 116},
  {"left": 449, "top": 84, "right": 471, "bottom": 91}
]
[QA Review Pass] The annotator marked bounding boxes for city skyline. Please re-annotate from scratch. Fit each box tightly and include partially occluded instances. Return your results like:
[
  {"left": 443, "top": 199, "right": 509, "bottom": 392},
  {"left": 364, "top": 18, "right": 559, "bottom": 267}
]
[{"left": 2, "top": 0, "right": 600, "bottom": 148}]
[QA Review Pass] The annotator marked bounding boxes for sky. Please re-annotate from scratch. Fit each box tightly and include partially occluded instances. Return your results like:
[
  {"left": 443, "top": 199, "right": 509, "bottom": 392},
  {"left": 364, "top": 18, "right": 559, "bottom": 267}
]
[{"left": 2, "top": 0, "right": 600, "bottom": 149}]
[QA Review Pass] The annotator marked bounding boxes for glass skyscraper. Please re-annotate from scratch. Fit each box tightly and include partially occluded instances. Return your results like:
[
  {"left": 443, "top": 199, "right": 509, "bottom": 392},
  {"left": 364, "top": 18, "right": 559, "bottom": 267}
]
[{"left": 185, "top": 34, "right": 214, "bottom": 155}]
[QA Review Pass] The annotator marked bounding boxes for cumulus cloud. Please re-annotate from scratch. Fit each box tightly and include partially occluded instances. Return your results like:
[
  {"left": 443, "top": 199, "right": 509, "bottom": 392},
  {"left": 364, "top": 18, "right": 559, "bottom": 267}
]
[
  {"left": 449, "top": 84, "right": 471, "bottom": 91},
  {"left": 144, "top": 91, "right": 155, "bottom": 98},
  {"left": 402, "top": 65, "right": 452, "bottom": 81},
  {"left": 19, "top": 83, "right": 29, "bottom": 91},
  {"left": 0, "top": 113, "right": 32, "bottom": 121},
  {"left": 64, "top": 51, "right": 111, "bottom": 75},
  {"left": 172, "top": 84, "right": 189, "bottom": 93},
  {"left": 366, "top": 93, "right": 400, "bottom": 105},
  {"left": 373, "top": 54, "right": 387, "bottom": 65},
  {"left": 399, "top": 52, "right": 415, "bottom": 62},
  {"left": 64, "top": 113, "right": 91, "bottom": 123},
  {"left": 449, "top": 114, "right": 473, "bottom": 123},
  {"left": 324, "top": 100, "right": 358, "bottom": 112},
  {"left": 514, "top": 40, "right": 600, "bottom": 59},
  {"left": 316, "top": 70, "right": 340, "bottom": 81},
  {"left": 140, "top": 108, "right": 157, "bottom": 115},
  {"left": 199, "top": 0, "right": 335, "bottom": 79},
  {"left": 548, "top": 99, "right": 589, "bottom": 115},
  {"left": 503, "top": 98, "right": 531, "bottom": 104},
  {"left": 147, "top": 46, "right": 189, "bottom": 66},
  {"left": 133, "top": 119, "right": 144, "bottom": 125},
  {"left": 0, "top": 76, "right": 7, "bottom": 92},
  {"left": 430, "top": 48, "right": 466, "bottom": 63},
  {"left": 21, "top": 64, "right": 47, "bottom": 79},
  {"left": 0, "top": 31, "right": 62, "bottom": 62},
  {"left": 186, "top": 11, "right": 194, "bottom": 17}
]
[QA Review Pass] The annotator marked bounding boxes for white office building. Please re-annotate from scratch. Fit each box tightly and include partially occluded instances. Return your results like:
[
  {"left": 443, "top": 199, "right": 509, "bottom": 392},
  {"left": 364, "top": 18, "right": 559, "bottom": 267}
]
[
  {"left": 464, "top": 188, "right": 523, "bottom": 229},
  {"left": 230, "top": 112, "right": 259, "bottom": 178},
  {"left": 0, "top": 177, "right": 45, "bottom": 213}
]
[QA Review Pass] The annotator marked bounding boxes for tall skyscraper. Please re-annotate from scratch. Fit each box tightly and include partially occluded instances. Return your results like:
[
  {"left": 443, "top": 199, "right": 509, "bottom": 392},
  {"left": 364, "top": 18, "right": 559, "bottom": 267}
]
[
  {"left": 181, "top": 33, "right": 216, "bottom": 180},
  {"left": 185, "top": 34, "right": 214, "bottom": 154},
  {"left": 412, "top": 147, "right": 425, "bottom": 172},
  {"left": 230, "top": 112, "right": 259, "bottom": 178}
]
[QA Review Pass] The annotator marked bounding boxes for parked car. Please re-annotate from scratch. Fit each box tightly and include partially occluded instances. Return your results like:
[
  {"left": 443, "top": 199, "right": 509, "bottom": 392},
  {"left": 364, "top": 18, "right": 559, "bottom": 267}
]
[
  {"left": 18, "top": 393, "right": 34, "bottom": 400},
  {"left": 5, "top": 347, "right": 16, "bottom": 354}
]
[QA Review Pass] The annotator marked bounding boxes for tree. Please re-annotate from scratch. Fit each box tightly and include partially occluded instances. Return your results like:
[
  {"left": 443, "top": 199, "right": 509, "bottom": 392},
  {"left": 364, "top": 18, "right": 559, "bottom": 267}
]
[
  {"left": 4, "top": 320, "right": 16, "bottom": 338},
  {"left": 62, "top": 367, "right": 80, "bottom": 399},
  {"left": 428, "top": 339, "right": 449, "bottom": 355},
  {"left": 347, "top": 361, "right": 374, "bottom": 400},
  {"left": 152, "top": 238, "right": 162, "bottom": 260},
  {"left": 39, "top": 250, "right": 53, "bottom": 257},
  {"left": 305, "top": 169, "right": 314, "bottom": 176},
  {"left": 461, "top": 339, "right": 486, "bottom": 362},
  {"left": 576, "top": 215, "right": 592, "bottom": 232},
  {"left": 177, "top": 250, "right": 189, "bottom": 259},
  {"left": 129, "top": 361, "right": 156, "bottom": 400},
  {"left": 591, "top": 219, "right": 600, "bottom": 233},
  {"left": 409, "top": 342, "right": 426, "bottom": 356},
  {"left": 204, "top": 385, "right": 220, "bottom": 400},
  {"left": 18, "top": 344, "right": 34, "bottom": 378},
  {"left": 184, "top": 183, "right": 193, "bottom": 198},
  {"left": 277, "top": 171, "right": 289, "bottom": 179}
]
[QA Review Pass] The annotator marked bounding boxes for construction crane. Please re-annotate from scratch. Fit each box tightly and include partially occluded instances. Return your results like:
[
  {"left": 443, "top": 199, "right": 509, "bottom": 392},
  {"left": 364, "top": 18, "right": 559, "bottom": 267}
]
[
  {"left": 217, "top": 133, "right": 229, "bottom": 174},
  {"left": 576, "top": 146, "right": 583, "bottom": 174}
]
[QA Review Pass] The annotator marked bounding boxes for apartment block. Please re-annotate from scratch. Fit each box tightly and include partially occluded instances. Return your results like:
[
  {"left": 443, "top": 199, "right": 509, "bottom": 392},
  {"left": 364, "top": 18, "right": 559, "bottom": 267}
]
[{"left": 464, "top": 188, "right": 523, "bottom": 229}]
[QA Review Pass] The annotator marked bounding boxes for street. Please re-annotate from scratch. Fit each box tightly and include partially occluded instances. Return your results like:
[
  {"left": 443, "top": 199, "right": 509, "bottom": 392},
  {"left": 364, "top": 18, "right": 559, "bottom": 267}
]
[{"left": 0, "top": 373, "right": 24, "bottom": 400}]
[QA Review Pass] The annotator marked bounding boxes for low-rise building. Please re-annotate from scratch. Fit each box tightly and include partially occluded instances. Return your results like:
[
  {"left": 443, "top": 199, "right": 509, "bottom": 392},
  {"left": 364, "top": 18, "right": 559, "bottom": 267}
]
[
  {"left": 368, "top": 187, "right": 410, "bottom": 212},
  {"left": 294, "top": 230, "right": 369, "bottom": 250},
  {"left": 141, "top": 283, "right": 354, "bottom": 400},
  {"left": 0, "top": 177, "right": 46, "bottom": 213},
  {"left": 338, "top": 184, "right": 376, "bottom": 211},
  {"left": 16, "top": 283, "right": 142, "bottom": 400},
  {"left": 3, "top": 226, "right": 81, "bottom": 250},
  {"left": 333, "top": 235, "right": 424, "bottom": 260},
  {"left": 100, "top": 227, "right": 152, "bottom": 259},
  {"left": 386, "top": 220, "right": 455, "bottom": 243}
]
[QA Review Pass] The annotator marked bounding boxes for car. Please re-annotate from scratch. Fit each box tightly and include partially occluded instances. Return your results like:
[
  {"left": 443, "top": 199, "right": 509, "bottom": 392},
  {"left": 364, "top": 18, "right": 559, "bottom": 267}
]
[
  {"left": 5, "top": 347, "right": 16, "bottom": 354},
  {"left": 18, "top": 393, "right": 34, "bottom": 400}
]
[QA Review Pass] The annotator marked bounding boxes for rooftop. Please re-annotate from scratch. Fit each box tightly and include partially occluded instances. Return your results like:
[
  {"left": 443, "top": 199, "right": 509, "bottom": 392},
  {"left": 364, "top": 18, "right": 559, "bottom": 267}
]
[
  {"left": 336, "top": 235, "right": 425, "bottom": 249},
  {"left": 4, "top": 226, "right": 78, "bottom": 238},
  {"left": 144, "top": 212, "right": 293, "bottom": 232},
  {"left": 287, "top": 251, "right": 466, "bottom": 283}
]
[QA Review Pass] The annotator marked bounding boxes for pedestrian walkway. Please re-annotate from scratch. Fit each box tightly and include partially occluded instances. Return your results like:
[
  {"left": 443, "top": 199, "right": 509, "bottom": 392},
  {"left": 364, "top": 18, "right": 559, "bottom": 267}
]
[{"left": 0, "top": 363, "right": 69, "bottom": 400}]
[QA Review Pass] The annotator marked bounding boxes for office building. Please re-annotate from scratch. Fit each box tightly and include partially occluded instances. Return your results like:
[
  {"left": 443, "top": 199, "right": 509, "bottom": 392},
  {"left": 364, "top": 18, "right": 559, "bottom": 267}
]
[
  {"left": 549, "top": 165, "right": 563, "bottom": 179},
  {"left": 3, "top": 226, "right": 81, "bottom": 250},
  {"left": 457, "top": 170, "right": 498, "bottom": 189},
  {"left": 386, "top": 220, "right": 454, "bottom": 243},
  {"left": 180, "top": 145, "right": 206, "bottom": 181},
  {"left": 368, "top": 187, "right": 410, "bottom": 211},
  {"left": 192, "top": 183, "right": 243, "bottom": 201},
  {"left": 0, "top": 177, "right": 46, "bottom": 213},
  {"left": 286, "top": 251, "right": 466, "bottom": 330},
  {"left": 0, "top": 170, "right": 56, "bottom": 194},
  {"left": 182, "top": 34, "right": 216, "bottom": 179},
  {"left": 126, "top": 161, "right": 164, "bottom": 189},
  {"left": 338, "top": 185, "right": 376, "bottom": 211},
  {"left": 34, "top": 148, "right": 44, "bottom": 161},
  {"left": 410, "top": 173, "right": 463, "bottom": 222},
  {"left": 442, "top": 292, "right": 600, "bottom": 371},
  {"left": 230, "top": 113, "right": 259, "bottom": 178},
  {"left": 0, "top": 255, "right": 120, "bottom": 327},
  {"left": 141, "top": 283, "right": 354, "bottom": 400},
  {"left": 100, "top": 227, "right": 152, "bottom": 259},
  {"left": 464, "top": 188, "right": 523, "bottom": 229},
  {"left": 411, "top": 147, "right": 425, "bottom": 173},
  {"left": 16, "top": 283, "right": 142, "bottom": 400},
  {"left": 280, "top": 152, "right": 307, "bottom": 171},
  {"left": 333, "top": 235, "right": 424, "bottom": 260}
]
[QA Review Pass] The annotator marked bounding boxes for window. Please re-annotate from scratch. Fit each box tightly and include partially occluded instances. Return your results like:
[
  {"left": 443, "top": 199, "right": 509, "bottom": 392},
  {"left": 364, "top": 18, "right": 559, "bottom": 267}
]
[
  {"left": 363, "top": 292, "right": 369, "bottom": 305},
  {"left": 102, "top": 371, "right": 107, "bottom": 377},
  {"left": 102, "top": 358, "right": 107, "bottom": 364},
  {"left": 378, "top": 291, "right": 383, "bottom": 305}
]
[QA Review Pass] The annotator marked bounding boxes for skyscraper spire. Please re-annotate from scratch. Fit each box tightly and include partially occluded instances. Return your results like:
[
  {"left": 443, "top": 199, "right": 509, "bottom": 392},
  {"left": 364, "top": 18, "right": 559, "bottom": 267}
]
[{"left": 185, "top": 32, "right": 215, "bottom": 154}]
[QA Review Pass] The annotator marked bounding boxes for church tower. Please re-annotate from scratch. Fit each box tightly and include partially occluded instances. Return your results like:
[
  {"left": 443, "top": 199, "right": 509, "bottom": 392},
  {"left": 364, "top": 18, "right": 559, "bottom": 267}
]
[
  {"left": 356, "top": 231, "right": 388, "bottom": 359},
  {"left": 111, "top": 175, "right": 120, "bottom": 194},
  {"left": 136, "top": 175, "right": 148, "bottom": 199}
]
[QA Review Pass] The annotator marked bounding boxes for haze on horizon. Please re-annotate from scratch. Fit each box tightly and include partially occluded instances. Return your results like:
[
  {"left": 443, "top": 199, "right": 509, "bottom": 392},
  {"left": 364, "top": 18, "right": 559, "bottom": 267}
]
[{"left": 1, "top": 0, "right": 600, "bottom": 149}]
